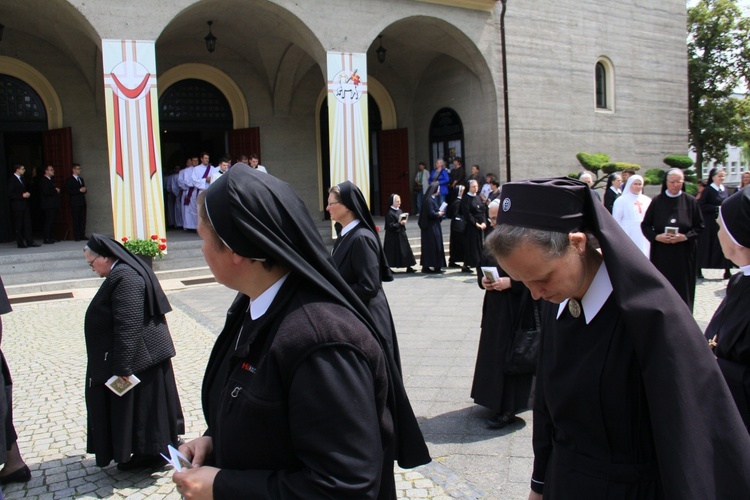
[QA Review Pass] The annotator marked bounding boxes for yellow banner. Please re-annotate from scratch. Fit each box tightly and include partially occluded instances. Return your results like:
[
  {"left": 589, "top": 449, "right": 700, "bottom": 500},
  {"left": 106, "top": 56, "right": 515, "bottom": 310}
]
[{"left": 102, "top": 40, "right": 167, "bottom": 248}]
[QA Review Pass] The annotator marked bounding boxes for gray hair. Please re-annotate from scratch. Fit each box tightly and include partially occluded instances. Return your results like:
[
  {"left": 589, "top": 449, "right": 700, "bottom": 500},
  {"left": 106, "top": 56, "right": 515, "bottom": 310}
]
[{"left": 485, "top": 224, "right": 571, "bottom": 259}]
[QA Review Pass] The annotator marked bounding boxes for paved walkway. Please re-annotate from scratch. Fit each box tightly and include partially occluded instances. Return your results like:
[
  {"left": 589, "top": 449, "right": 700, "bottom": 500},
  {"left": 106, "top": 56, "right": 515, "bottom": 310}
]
[{"left": 0, "top": 268, "right": 730, "bottom": 499}]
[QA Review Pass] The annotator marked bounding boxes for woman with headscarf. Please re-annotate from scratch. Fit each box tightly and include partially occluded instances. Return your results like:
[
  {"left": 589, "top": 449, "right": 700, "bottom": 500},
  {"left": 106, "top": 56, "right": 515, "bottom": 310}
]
[
  {"left": 612, "top": 174, "right": 651, "bottom": 257},
  {"left": 383, "top": 193, "right": 416, "bottom": 274},
  {"left": 470, "top": 200, "right": 534, "bottom": 430},
  {"left": 460, "top": 179, "right": 487, "bottom": 273},
  {"left": 83, "top": 234, "right": 184, "bottom": 470},
  {"left": 0, "top": 276, "right": 30, "bottom": 485},
  {"left": 172, "top": 165, "right": 429, "bottom": 499},
  {"left": 698, "top": 167, "right": 732, "bottom": 279},
  {"left": 641, "top": 168, "right": 704, "bottom": 311},
  {"left": 603, "top": 172, "right": 622, "bottom": 214},
  {"left": 484, "top": 177, "right": 750, "bottom": 499},
  {"left": 418, "top": 182, "right": 446, "bottom": 273},
  {"left": 705, "top": 190, "right": 750, "bottom": 431},
  {"left": 328, "top": 181, "right": 401, "bottom": 372}
]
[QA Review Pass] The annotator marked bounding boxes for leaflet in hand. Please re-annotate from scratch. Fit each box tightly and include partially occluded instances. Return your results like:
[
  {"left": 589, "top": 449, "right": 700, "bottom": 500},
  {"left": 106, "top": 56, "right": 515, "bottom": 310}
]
[
  {"left": 105, "top": 374, "right": 140, "bottom": 396},
  {"left": 439, "top": 202, "right": 448, "bottom": 213},
  {"left": 160, "top": 444, "right": 192, "bottom": 472},
  {"left": 400, "top": 212, "right": 409, "bottom": 222},
  {"left": 481, "top": 267, "right": 499, "bottom": 283}
]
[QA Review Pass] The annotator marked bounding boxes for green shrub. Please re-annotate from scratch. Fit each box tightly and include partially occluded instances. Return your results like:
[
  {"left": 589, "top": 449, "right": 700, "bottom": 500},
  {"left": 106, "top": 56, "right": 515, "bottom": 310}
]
[
  {"left": 601, "top": 162, "right": 641, "bottom": 175},
  {"left": 576, "top": 152, "right": 610, "bottom": 173},
  {"left": 643, "top": 168, "right": 665, "bottom": 186},
  {"left": 663, "top": 155, "right": 693, "bottom": 169}
]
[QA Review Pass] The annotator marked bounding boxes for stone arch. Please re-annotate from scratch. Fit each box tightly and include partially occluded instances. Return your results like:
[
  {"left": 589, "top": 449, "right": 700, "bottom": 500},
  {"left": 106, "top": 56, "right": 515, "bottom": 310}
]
[
  {"left": 158, "top": 64, "right": 249, "bottom": 129},
  {"left": 0, "top": 56, "right": 63, "bottom": 129}
]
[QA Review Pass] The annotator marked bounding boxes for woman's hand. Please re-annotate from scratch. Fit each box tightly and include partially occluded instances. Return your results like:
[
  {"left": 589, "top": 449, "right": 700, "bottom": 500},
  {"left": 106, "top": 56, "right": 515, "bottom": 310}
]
[
  {"left": 179, "top": 436, "right": 214, "bottom": 467},
  {"left": 173, "top": 465, "right": 219, "bottom": 500}
]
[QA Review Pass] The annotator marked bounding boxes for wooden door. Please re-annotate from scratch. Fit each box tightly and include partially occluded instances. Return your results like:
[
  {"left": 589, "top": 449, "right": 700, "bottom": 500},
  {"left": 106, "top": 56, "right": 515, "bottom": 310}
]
[
  {"left": 228, "top": 127, "right": 261, "bottom": 163},
  {"left": 42, "top": 127, "right": 73, "bottom": 240},
  {"left": 378, "top": 128, "right": 410, "bottom": 214}
]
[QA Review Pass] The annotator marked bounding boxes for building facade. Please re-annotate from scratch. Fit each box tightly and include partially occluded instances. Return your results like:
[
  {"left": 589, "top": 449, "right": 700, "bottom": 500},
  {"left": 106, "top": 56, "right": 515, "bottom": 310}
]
[{"left": 0, "top": 0, "right": 689, "bottom": 241}]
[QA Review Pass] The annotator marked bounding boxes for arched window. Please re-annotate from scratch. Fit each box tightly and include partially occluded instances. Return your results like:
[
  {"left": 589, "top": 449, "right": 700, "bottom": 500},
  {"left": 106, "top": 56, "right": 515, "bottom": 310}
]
[
  {"left": 0, "top": 74, "right": 47, "bottom": 131},
  {"left": 429, "top": 108, "right": 464, "bottom": 168},
  {"left": 159, "top": 79, "right": 232, "bottom": 131},
  {"left": 595, "top": 58, "right": 615, "bottom": 112}
]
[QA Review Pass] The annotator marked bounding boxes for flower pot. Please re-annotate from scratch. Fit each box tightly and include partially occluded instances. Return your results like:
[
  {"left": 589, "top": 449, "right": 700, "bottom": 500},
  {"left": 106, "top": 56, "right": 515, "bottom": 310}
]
[{"left": 136, "top": 254, "right": 154, "bottom": 269}]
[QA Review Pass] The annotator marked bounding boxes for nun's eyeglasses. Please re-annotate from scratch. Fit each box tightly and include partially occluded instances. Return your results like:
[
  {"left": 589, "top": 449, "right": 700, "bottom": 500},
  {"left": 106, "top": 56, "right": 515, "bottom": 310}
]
[
  {"left": 327, "top": 201, "right": 341, "bottom": 207},
  {"left": 87, "top": 255, "right": 101, "bottom": 267}
]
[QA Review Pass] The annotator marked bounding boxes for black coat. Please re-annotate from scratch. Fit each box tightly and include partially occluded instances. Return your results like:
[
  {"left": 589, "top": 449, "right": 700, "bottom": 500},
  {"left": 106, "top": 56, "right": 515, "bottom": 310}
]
[
  {"left": 84, "top": 263, "right": 175, "bottom": 384},
  {"left": 7, "top": 175, "right": 28, "bottom": 212},
  {"left": 65, "top": 175, "right": 87, "bottom": 206},
  {"left": 203, "top": 279, "right": 397, "bottom": 499},
  {"left": 705, "top": 273, "right": 750, "bottom": 431},
  {"left": 333, "top": 224, "right": 401, "bottom": 372},
  {"left": 383, "top": 208, "right": 415, "bottom": 268},
  {"left": 697, "top": 186, "right": 730, "bottom": 269},
  {"left": 603, "top": 187, "right": 620, "bottom": 214},
  {"left": 461, "top": 194, "right": 486, "bottom": 268},
  {"left": 39, "top": 176, "right": 61, "bottom": 210}
]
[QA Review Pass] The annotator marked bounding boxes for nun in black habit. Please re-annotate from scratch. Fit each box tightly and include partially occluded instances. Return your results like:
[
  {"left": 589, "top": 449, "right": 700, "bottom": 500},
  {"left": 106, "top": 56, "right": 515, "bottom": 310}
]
[
  {"left": 328, "top": 181, "right": 402, "bottom": 372},
  {"left": 641, "top": 168, "right": 704, "bottom": 311},
  {"left": 83, "top": 234, "right": 184, "bottom": 469},
  {"left": 172, "top": 165, "right": 429, "bottom": 499},
  {"left": 418, "top": 182, "right": 446, "bottom": 273},
  {"left": 705, "top": 189, "right": 750, "bottom": 431},
  {"left": 485, "top": 178, "right": 750, "bottom": 499},
  {"left": 383, "top": 193, "right": 416, "bottom": 273},
  {"left": 697, "top": 167, "right": 732, "bottom": 278}
]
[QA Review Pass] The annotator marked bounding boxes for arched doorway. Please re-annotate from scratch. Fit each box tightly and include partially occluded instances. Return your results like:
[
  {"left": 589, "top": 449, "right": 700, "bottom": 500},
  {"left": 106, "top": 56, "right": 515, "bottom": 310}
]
[
  {"left": 429, "top": 107, "right": 464, "bottom": 168},
  {"left": 0, "top": 74, "right": 47, "bottom": 241},
  {"left": 159, "top": 78, "right": 234, "bottom": 169}
]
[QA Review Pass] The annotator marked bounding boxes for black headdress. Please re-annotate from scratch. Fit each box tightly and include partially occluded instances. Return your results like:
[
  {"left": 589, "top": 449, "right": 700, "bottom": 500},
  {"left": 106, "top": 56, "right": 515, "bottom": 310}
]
[
  {"left": 86, "top": 234, "right": 172, "bottom": 317},
  {"left": 336, "top": 181, "right": 393, "bottom": 282},
  {"left": 204, "top": 164, "right": 429, "bottom": 467}
]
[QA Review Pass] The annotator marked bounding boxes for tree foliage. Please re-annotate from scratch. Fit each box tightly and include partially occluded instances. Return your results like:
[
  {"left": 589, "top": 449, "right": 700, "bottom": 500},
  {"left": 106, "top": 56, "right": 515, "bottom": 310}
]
[
  {"left": 688, "top": 0, "right": 750, "bottom": 176},
  {"left": 662, "top": 155, "right": 694, "bottom": 169}
]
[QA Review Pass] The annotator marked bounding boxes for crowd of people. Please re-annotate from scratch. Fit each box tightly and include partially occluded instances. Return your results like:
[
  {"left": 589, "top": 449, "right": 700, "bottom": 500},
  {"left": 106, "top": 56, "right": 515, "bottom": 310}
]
[{"left": 3, "top": 157, "right": 750, "bottom": 499}]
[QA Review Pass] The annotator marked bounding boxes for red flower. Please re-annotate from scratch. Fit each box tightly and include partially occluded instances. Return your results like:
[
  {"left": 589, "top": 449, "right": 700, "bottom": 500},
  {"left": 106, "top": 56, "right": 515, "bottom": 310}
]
[
  {"left": 158, "top": 244, "right": 167, "bottom": 251},
  {"left": 160, "top": 238, "right": 167, "bottom": 243},
  {"left": 375, "top": 225, "right": 380, "bottom": 232},
  {"left": 150, "top": 234, "right": 158, "bottom": 240},
  {"left": 121, "top": 237, "right": 128, "bottom": 242}
]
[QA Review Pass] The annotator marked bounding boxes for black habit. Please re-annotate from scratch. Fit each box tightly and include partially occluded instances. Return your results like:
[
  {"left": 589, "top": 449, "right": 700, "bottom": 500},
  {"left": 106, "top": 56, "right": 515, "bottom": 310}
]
[
  {"left": 383, "top": 206, "right": 416, "bottom": 269},
  {"left": 697, "top": 185, "right": 731, "bottom": 269},
  {"left": 603, "top": 186, "right": 620, "bottom": 214},
  {"left": 705, "top": 271, "right": 750, "bottom": 431},
  {"left": 470, "top": 232, "right": 533, "bottom": 415},
  {"left": 418, "top": 189, "right": 446, "bottom": 271},
  {"left": 461, "top": 193, "right": 486, "bottom": 268},
  {"left": 641, "top": 191, "right": 703, "bottom": 311},
  {"left": 333, "top": 223, "right": 402, "bottom": 373},
  {"left": 497, "top": 178, "right": 750, "bottom": 499},
  {"left": 448, "top": 194, "right": 466, "bottom": 265},
  {"left": 0, "top": 276, "right": 17, "bottom": 465}
]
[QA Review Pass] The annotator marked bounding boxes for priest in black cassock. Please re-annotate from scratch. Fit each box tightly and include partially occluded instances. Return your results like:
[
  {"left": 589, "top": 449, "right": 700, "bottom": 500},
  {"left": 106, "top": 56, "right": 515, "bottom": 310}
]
[
  {"left": 485, "top": 177, "right": 750, "bottom": 500},
  {"left": 641, "top": 168, "right": 704, "bottom": 311},
  {"left": 705, "top": 189, "right": 750, "bottom": 431}
]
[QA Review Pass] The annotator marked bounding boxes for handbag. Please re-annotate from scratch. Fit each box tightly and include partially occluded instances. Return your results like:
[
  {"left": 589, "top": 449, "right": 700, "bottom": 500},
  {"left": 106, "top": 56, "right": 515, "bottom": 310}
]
[
  {"left": 504, "top": 291, "right": 542, "bottom": 375},
  {"left": 413, "top": 181, "right": 421, "bottom": 192}
]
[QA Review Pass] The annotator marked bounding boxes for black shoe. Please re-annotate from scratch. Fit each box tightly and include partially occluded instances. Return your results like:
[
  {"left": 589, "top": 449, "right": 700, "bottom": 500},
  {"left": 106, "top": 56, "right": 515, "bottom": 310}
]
[
  {"left": 486, "top": 413, "right": 516, "bottom": 429},
  {"left": 44, "top": 239, "right": 55, "bottom": 244},
  {"left": 17, "top": 243, "right": 27, "bottom": 249},
  {"left": 448, "top": 262, "right": 461, "bottom": 268},
  {"left": 0, "top": 464, "right": 31, "bottom": 485},
  {"left": 461, "top": 266, "right": 472, "bottom": 273},
  {"left": 724, "top": 270, "right": 732, "bottom": 279},
  {"left": 117, "top": 454, "right": 165, "bottom": 471},
  {"left": 27, "top": 241, "right": 41, "bottom": 247},
  {"left": 406, "top": 267, "right": 416, "bottom": 274}
]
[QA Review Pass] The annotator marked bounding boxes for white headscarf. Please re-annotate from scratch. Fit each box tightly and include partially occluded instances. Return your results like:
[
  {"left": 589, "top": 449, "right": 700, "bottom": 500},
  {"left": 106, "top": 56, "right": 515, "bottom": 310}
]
[{"left": 620, "top": 174, "right": 646, "bottom": 203}]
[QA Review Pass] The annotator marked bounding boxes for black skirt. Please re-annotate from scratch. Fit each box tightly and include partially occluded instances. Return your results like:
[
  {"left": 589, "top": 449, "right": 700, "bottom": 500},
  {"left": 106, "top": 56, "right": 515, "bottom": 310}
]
[{"left": 86, "top": 359, "right": 184, "bottom": 466}]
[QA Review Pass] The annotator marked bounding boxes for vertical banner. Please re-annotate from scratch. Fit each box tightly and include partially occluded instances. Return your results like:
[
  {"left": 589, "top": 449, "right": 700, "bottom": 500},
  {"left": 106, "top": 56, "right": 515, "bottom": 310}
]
[
  {"left": 102, "top": 39, "right": 166, "bottom": 246},
  {"left": 327, "top": 52, "right": 370, "bottom": 204}
]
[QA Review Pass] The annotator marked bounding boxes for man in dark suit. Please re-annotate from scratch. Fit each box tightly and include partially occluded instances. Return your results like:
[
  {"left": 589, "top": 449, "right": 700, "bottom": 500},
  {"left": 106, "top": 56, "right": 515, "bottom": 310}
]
[
  {"left": 39, "top": 165, "right": 61, "bottom": 244},
  {"left": 65, "top": 163, "right": 87, "bottom": 241},
  {"left": 7, "top": 164, "right": 39, "bottom": 248}
]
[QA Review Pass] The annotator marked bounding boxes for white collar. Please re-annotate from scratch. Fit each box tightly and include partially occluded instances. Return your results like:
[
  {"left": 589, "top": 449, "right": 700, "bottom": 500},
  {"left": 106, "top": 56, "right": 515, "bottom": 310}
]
[
  {"left": 557, "top": 261, "right": 613, "bottom": 324},
  {"left": 390, "top": 205, "right": 399, "bottom": 210},
  {"left": 609, "top": 186, "right": 621, "bottom": 194},
  {"left": 467, "top": 192, "right": 476, "bottom": 197},
  {"left": 340, "top": 219, "right": 360, "bottom": 237},
  {"left": 710, "top": 183, "right": 725, "bottom": 192},
  {"left": 249, "top": 273, "right": 290, "bottom": 320},
  {"left": 665, "top": 190, "right": 682, "bottom": 198},
  {"left": 741, "top": 264, "right": 750, "bottom": 277}
]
